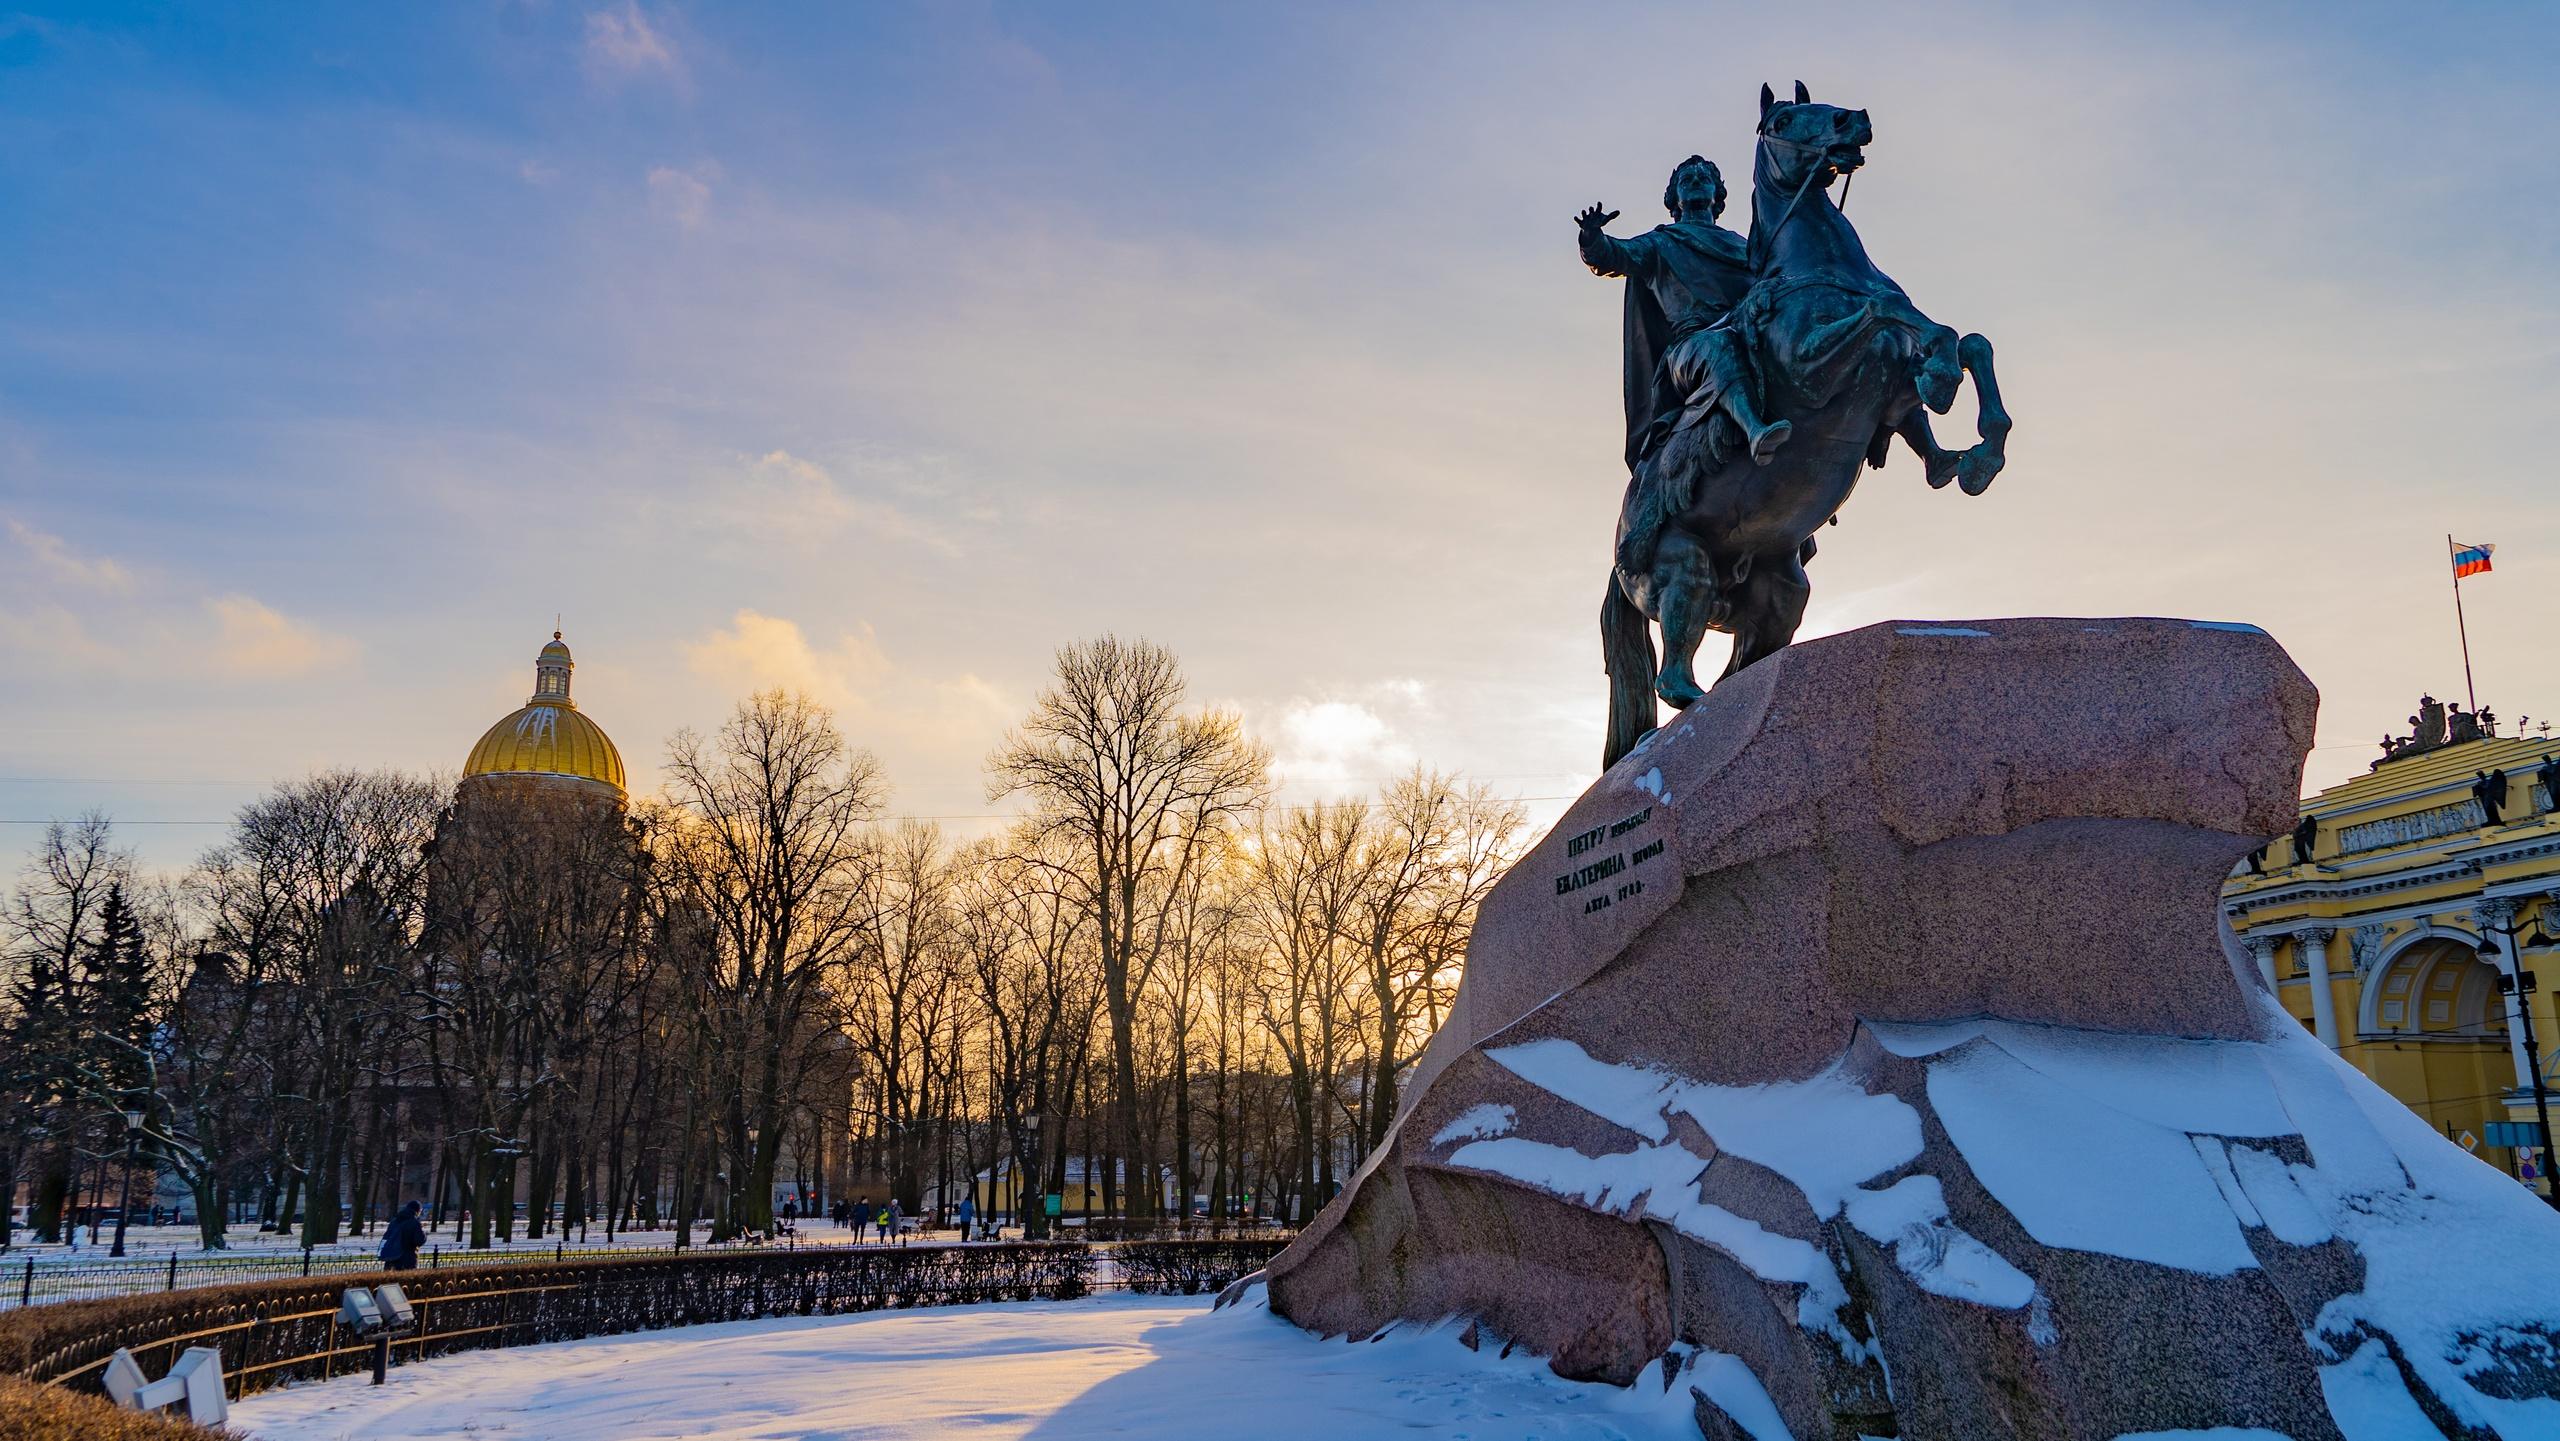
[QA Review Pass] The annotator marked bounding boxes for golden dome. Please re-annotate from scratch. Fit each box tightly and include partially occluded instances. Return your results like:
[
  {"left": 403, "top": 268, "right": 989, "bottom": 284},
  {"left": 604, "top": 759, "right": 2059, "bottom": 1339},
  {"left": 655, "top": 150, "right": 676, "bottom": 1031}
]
[{"left": 462, "top": 633, "right": 627, "bottom": 798}]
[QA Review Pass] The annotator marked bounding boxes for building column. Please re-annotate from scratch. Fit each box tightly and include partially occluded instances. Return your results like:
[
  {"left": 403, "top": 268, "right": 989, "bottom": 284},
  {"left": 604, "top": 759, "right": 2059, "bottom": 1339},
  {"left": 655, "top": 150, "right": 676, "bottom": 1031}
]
[
  {"left": 2244, "top": 935, "right": 2280, "bottom": 995},
  {"left": 2477, "top": 898, "right": 2531, "bottom": 1092},
  {"left": 2299, "top": 927, "right": 2339, "bottom": 1048}
]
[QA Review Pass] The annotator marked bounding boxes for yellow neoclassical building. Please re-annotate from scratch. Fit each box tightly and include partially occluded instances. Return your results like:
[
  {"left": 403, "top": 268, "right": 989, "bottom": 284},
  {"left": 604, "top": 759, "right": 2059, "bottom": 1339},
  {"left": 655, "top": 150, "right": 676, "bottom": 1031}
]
[{"left": 2225, "top": 697, "right": 2560, "bottom": 1196}]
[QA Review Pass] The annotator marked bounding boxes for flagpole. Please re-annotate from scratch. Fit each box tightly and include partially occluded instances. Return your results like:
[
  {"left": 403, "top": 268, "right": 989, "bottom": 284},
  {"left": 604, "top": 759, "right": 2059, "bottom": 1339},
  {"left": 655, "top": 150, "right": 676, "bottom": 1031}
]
[{"left": 2450, "top": 533, "right": 2478, "bottom": 712}]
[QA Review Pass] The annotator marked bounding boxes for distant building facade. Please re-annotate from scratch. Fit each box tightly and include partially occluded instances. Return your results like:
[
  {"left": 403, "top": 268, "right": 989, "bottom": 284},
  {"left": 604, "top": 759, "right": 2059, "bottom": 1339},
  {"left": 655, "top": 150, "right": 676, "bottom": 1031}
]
[{"left": 2225, "top": 697, "right": 2560, "bottom": 1195}]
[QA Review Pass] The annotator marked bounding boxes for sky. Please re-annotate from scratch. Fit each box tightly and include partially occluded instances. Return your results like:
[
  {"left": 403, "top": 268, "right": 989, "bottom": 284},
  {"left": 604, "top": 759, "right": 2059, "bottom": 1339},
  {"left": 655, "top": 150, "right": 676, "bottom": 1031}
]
[{"left": 3, "top": 1, "right": 2556, "bottom": 875}]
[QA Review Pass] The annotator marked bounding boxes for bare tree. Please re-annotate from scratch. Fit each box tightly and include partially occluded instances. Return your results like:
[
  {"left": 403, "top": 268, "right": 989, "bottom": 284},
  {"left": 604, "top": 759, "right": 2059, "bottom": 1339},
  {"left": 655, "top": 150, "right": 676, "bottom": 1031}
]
[
  {"left": 1241, "top": 800, "right": 1365, "bottom": 1221},
  {"left": 660, "top": 690, "right": 884, "bottom": 1238},
  {"left": 1353, "top": 771, "right": 1525, "bottom": 1148},
  {"left": 988, "top": 637, "right": 1269, "bottom": 1220},
  {"left": 2, "top": 815, "right": 132, "bottom": 1246},
  {"left": 841, "top": 822, "right": 968, "bottom": 1212}
]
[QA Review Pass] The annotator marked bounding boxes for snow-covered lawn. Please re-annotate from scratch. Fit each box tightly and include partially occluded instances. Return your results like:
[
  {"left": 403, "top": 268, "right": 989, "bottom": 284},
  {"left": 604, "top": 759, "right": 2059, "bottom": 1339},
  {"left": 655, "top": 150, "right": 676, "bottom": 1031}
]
[{"left": 231, "top": 1292, "right": 1703, "bottom": 1441}]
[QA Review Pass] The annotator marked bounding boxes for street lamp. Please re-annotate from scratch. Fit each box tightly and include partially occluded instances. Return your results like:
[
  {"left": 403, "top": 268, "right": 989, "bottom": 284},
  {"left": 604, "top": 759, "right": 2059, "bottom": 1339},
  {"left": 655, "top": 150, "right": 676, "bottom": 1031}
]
[
  {"left": 2480, "top": 912, "right": 2560, "bottom": 1211},
  {"left": 112, "top": 1109, "right": 144, "bottom": 1257}
]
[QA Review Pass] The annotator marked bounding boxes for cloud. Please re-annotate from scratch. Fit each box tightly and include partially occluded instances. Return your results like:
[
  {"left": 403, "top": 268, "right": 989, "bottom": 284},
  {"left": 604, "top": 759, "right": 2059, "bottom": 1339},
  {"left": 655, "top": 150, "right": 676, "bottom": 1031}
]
[
  {"left": 583, "top": 3, "right": 684, "bottom": 86},
  {"left": 206, "top": 595, "right": 358, "bottom": 679},
  {"left": 681, "top": 609, "right": 1013, "bottom": 781},
  {"left": 683, "top": 608, "right": 865, "bottom": 705},
  {"left": 1261, "top": 681, "right": 1432, "bottom": 793},
  {"left": 646, "top": 164, "right": 712, "bottom": 226},
  {"left": 6, "top": 517, "right": 133, "bottom": 592},
  {"left": 742, "top": 449, "right": 857, "bottom": 529},
  {"left": 623, "top": 447, "right": 959, "bottom": 561},
  {"left": 0, "top": 521, "right": 352, "bottom": 683}
]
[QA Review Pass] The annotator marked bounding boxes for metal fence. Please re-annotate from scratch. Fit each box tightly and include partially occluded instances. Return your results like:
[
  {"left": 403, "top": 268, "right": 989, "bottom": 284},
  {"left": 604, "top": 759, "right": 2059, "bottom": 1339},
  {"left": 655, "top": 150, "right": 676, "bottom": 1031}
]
[
  {"left": 12, "top": 1238, "right": 1291, "bottom": 1409},
  {"left": 7, "top": 1236, "right": 777, "bottom": 1311},
  {"left": 2, "top": 1223, "right": 1292, "bottom": 1310}
]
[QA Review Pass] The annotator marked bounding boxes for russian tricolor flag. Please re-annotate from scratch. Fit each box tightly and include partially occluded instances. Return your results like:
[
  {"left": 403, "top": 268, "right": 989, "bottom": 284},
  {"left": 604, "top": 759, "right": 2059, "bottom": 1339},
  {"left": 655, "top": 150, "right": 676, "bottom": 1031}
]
[{"left": 2453, "top": 541, "right": 2495, "bottom": 578}]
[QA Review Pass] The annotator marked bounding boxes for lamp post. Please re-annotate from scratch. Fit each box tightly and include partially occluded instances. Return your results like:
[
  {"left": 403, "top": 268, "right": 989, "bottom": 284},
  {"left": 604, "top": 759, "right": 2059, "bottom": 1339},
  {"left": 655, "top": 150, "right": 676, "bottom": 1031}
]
[
  {"left": 2480, "top": 912, "right": 2560, "bottom": 1210},
  {"left": 111, "top": 1109, "right": 144, "bottom": 1257}
]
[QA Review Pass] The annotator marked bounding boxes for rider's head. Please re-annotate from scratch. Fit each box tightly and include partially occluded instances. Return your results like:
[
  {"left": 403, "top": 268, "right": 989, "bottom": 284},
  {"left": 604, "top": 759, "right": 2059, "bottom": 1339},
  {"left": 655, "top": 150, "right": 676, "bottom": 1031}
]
[{"left": 1665, "top": 156, "right": 1725, "bottom": 223}]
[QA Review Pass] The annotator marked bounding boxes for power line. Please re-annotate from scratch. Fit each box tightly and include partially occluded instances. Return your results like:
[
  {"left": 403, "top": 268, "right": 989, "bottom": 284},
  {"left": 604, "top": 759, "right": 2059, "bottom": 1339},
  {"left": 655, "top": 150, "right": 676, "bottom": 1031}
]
[
  {"left": 0, "top": 770, "right": 1600, "bottom": 788},
  {"left": 0, "top": 795, "right": 1584, "bottom": 828}
]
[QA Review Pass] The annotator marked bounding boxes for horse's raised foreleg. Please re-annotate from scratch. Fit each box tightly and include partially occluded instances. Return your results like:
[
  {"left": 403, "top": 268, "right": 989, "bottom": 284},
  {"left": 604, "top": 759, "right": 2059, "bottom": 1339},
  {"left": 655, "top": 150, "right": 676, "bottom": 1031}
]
[
  {"left": 1952, "top": 332, "right": 2010, "bottom": 496},
  {"left": 1650, "top": 530, "right": 1718, "bottom": 710},
  {"left": 1897, "top": 408, "right": 1963, "bottom": 490}
]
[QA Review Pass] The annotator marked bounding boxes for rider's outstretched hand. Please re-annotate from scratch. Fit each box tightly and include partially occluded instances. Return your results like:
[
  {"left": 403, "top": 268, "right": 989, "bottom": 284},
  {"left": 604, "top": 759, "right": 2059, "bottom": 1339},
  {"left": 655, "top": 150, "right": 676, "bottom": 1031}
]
[{"left": 1575, "top": 203, "right": 1619, "bottom": 234}]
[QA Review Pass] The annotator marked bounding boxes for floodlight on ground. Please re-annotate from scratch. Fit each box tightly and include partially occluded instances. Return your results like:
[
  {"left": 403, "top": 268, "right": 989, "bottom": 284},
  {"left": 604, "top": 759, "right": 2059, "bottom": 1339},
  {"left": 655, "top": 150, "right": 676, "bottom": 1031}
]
[
  {"left": 340, "top": 1287, "right": 385, "bottom": 1332},
  {"left": 102, "top": 1345, "right": 227, "bottom": 1427},
  {"left": 374, "top": 1283, "right": 417, "bottom": 1329}
]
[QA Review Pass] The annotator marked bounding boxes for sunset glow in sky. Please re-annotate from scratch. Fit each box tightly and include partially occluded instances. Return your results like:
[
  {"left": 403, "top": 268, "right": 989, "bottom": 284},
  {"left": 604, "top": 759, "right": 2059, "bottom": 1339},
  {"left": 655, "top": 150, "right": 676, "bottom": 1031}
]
[{"left": 4, "top": 2, "right": 2555, "bottom": 871}]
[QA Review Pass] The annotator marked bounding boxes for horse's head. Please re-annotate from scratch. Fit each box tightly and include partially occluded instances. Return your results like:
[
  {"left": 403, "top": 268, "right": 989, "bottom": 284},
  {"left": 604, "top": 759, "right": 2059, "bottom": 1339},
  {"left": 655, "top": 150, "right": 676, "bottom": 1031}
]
[{"left": 1756, "top": 81, "right": 1871, "bottom": 191}]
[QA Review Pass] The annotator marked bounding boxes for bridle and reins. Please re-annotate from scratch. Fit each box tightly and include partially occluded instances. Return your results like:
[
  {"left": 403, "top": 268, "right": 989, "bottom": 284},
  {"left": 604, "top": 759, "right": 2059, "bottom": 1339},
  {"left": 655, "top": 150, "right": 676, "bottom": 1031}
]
[{"left": 1754, "top": 123, "right": 1857, "bottom": 253}]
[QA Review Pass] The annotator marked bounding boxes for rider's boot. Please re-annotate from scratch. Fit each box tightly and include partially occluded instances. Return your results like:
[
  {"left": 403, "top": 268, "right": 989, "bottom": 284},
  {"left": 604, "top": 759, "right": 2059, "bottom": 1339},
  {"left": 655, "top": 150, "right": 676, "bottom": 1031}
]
[
  {"left": 1728, "top": 392, "right": 1793, "bottom": 466},
  {"left": 1700, "top": 329, "right": 1791, "bottom": 465}
]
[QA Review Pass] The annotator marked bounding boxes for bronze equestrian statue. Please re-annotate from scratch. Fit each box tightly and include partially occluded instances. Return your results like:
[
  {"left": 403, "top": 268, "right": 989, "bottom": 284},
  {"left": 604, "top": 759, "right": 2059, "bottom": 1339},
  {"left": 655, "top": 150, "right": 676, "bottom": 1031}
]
[{"left": 1586, "top": 82, "right": 2013, "bottom": 767}]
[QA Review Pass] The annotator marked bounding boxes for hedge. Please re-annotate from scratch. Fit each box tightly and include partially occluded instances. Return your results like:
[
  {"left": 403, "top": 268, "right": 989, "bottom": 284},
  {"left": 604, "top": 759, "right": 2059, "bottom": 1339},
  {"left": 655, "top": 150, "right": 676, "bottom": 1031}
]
[
  {"left": 1112, "top": 1239, "right": 1283, "bottom": 1295},
  {"left": 0, "top": 1373, "right": 233, "bottom": 1441}
]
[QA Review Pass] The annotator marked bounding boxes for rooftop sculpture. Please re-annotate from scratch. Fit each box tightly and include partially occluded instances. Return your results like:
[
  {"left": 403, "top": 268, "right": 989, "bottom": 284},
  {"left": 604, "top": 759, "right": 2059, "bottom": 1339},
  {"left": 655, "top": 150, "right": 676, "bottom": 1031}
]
[{"left": 2376, "top": 692, "right": 2501, "bottom": 764}]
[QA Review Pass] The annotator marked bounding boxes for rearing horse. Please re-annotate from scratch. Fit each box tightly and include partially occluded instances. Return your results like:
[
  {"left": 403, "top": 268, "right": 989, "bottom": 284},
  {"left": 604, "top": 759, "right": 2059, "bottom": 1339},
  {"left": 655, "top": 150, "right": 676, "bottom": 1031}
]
[{"left": 1600, "top": 81, "right": 2011, "bottom": 767}]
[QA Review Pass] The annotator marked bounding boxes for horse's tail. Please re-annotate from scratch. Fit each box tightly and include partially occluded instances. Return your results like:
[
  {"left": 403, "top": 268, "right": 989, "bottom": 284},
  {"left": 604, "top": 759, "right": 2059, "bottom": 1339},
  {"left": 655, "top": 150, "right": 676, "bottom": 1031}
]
[{"left": 1601, "top": 574, "right": 1658, "bottom": 770}]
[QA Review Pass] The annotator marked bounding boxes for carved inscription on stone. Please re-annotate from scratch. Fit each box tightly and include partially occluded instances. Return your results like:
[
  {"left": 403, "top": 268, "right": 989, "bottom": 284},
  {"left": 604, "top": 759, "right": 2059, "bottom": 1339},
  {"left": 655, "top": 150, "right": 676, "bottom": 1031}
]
[{"left": 1555, "top": 806, "right": 1660, "bottom": 916}]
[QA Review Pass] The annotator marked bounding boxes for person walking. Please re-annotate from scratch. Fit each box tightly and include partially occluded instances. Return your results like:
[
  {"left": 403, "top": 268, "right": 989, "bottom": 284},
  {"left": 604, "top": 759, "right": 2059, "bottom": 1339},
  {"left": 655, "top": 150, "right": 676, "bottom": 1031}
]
[
  {"left": 853, "top": 1197, "right": 870, "bottom": 1240},
  {"left": 887, "top": 1199, "right": 904, "bottom": 1246},
  {"left": 957, "top": 1195, "right": 976, "bottom": 1242},
  {"left": 379, "top": 1200, "right": 427, "bottom": 1272},
  {"left": 873, "top": 1203, "right": 890, "bottom": 1244}
]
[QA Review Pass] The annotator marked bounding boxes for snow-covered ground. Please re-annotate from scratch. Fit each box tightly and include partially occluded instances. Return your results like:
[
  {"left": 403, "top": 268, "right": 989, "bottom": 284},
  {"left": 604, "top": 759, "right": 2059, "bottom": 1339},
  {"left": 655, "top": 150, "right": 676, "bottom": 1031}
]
[{"left": 231, "top": 1291, "right": 1705, "bottom": 1441}]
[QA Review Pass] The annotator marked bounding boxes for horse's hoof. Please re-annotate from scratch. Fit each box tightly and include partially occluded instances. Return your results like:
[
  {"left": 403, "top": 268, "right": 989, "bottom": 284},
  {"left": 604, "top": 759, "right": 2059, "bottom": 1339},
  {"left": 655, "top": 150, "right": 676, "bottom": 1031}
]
[
  {"left": 1656, "top": 677, "right": 1706, "bottom": 709},
  {"left": 1957, "top": 448, "right": 2005, "bottom": 496}
]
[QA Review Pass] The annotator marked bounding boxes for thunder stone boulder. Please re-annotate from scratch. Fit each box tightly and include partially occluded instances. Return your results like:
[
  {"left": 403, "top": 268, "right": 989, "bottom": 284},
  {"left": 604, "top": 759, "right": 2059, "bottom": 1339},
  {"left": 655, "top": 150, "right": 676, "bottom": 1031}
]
[{"left": 1257, "top": 617, "right": 2560, "bottom": 1440}]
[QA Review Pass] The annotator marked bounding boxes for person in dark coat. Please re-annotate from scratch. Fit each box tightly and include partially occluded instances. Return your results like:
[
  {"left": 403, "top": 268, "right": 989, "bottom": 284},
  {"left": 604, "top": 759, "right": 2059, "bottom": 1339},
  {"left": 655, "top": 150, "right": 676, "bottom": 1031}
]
[{"left": 379, "top": 1200, "right": 427, "bottom": 1271}]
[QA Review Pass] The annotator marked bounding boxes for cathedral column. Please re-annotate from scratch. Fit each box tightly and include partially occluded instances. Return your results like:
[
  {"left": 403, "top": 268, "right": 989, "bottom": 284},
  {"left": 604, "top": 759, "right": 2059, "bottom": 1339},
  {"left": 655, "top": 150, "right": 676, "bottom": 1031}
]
[
  {"left": 2476, "top": 899, "right": 2532, "bottom": 1091},
  {"left": 2244, "top": 935, "right": 2280, "bottom": 996},
  {"left": 2298, "top": 927, "right": 2339, "bottom": 1048}
]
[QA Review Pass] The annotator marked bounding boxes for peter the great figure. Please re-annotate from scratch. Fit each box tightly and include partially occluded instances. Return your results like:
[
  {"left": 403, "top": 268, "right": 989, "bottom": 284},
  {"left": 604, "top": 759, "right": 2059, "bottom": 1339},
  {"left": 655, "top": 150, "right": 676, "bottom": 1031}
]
[
  {"left": 1582, "top": 83, "right": 2014, "bottom": 767},
  {"left": 1576, "top": 156, "right": 1791, "bottom": 474}
]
